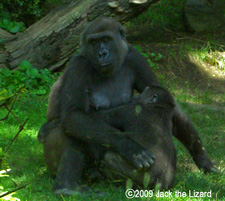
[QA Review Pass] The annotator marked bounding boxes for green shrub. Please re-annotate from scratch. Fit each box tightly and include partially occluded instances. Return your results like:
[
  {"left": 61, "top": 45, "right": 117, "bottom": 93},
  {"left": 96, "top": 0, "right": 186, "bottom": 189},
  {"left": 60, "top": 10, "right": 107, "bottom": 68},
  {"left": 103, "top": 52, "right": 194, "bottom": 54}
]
[
  {"left": 0, "top": 0, "right": 44, "bottom": 27},
  {"left": 0, "top": 0, "right": 63, "bottom": 27},
  {"left": 0, "top": 61, "right": 59, "bottom": 95},
  {"left": 134, "top": 45, "right": 163, "bottom": 71},
  {"left": 0, "top": 10, "right": 25, "bottom": 33}
]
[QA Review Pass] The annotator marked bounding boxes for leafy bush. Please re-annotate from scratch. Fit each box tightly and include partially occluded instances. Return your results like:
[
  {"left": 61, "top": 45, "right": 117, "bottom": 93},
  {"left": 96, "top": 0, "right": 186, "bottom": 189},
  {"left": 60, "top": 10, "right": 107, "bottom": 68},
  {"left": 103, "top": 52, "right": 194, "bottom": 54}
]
[
  {"left": 0, "top": 10, "right": 25, "bottom": 33},
  {"left": 0, "top": 0, "right": 44, "bottom": 27},
  {"left": 0, "top": 148, "right": 8, "bottom": 170},
  {"left": 0, "top": 0, "right": 63, "bottom": 27},
  {"left": 134, "top": 45, "right": 164, "bottom": 71},
  {"left": 0, "top": 61, "right": 59, "bottom": 95}
]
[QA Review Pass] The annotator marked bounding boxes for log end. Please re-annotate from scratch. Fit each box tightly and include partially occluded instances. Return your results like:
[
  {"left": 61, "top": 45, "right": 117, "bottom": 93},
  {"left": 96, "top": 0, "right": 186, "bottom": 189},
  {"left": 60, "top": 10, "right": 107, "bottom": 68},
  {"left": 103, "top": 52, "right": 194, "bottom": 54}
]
[
  {"left": 129, "top": 0, "right": 148, "bottom": 5},
  {"left": 108, "top": 1, "right": 119, "bottom": 8}
]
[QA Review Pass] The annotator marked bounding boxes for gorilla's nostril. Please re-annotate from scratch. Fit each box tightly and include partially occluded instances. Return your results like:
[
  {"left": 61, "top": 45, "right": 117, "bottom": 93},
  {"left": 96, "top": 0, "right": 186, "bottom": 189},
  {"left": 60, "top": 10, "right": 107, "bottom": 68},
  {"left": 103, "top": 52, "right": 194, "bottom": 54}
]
[
  {"left": 97, "top": 51, "right": 109, "bottom": 60},
  {"left": 103, "top": 53, "right": 109, "bottom": 58}
]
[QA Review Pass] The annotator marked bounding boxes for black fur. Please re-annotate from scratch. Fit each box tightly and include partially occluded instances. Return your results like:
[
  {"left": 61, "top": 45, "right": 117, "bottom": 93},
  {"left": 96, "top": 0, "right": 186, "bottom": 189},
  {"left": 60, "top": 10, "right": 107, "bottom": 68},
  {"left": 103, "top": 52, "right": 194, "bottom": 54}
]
[
  {"left": 38, "top": 17, "right": 219, "bottom": 195},
  {"left": 97, "top": 86, "right": 176, "bottom": 189}
]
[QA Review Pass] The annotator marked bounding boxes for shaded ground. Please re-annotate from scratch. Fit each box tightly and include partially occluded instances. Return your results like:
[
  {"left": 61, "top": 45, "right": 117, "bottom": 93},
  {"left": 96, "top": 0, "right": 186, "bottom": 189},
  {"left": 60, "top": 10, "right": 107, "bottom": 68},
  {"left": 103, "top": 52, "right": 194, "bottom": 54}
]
[{"left": 127, "top": 25, "right": 225, "bottom": 99}]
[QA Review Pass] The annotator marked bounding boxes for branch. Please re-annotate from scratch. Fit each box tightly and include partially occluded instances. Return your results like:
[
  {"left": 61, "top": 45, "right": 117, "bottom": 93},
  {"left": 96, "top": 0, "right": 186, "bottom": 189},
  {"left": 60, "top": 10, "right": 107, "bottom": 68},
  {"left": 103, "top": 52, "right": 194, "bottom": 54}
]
[
  {"left": 0, "top": 88, "right": 23, "bottom": 122},
  {"left": 5, "top": 107, "right": 22, "bottom": 125},
  {"left": 0, "top": 182, "right": 31, "bottom": 198},
  {"left": 5, "top": 118, "right": 28, "bottom": 152}
]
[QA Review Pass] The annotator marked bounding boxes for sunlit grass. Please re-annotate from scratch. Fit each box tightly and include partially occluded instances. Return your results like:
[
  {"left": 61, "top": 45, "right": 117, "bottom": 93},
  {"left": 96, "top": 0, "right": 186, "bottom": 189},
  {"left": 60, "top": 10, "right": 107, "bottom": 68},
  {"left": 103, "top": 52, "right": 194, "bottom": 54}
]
[
  {"left": 0, "top": 78, "right": 224, "bottom": 200},
  {"left": 1, "top": 0, "right": 225, "bottom": 199}
]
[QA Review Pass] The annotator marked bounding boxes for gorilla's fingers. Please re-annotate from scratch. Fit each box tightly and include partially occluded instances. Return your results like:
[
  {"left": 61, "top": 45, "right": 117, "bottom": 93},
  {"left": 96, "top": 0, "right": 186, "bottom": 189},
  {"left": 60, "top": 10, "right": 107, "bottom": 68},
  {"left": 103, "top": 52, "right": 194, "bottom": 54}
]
[
  {"left": 143, "top": 151, "right": 155, "bottom": 163},
  {"left": 132, "top": 150, "right": 155, "bottom": 170}
]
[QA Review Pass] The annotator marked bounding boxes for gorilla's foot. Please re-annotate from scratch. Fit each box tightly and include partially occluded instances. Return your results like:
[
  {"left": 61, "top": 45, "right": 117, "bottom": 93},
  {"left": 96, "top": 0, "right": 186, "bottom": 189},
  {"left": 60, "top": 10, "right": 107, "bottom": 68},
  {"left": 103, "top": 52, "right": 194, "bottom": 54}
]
[
  {"left": 54, "top": 185, "right": 91, "bottom": 196},
  {"left": 54, "top": 186, "right": 108, "bottom": 197}
]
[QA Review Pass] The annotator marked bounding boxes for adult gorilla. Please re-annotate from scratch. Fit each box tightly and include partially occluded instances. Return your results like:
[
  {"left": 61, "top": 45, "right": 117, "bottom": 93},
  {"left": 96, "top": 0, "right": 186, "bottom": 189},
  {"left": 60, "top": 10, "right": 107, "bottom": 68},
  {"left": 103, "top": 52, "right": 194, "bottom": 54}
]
[{"left": 38, "top": 17, "right": 218, "bottom": 195}]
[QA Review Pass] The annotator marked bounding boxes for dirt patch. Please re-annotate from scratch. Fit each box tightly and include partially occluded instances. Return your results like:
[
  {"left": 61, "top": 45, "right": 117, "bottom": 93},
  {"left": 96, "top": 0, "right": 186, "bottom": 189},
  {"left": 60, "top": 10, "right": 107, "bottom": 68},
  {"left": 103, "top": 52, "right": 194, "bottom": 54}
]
[{"left": 127, "top": 25, "right": 225, "bottom": 94}]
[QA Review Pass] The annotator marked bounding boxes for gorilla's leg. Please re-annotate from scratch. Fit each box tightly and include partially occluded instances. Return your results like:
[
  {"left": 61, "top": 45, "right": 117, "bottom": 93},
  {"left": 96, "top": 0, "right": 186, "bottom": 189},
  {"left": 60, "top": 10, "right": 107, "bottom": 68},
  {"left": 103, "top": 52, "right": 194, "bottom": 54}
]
[
  {"left": 96, "top": 104, "right": 176, "bottom": 189},
  {"left": 101, "top": 150, "right": 176, "bottom": 190},
  {"left": 44, "top": 127, "right": 90, "bottom": 195}
]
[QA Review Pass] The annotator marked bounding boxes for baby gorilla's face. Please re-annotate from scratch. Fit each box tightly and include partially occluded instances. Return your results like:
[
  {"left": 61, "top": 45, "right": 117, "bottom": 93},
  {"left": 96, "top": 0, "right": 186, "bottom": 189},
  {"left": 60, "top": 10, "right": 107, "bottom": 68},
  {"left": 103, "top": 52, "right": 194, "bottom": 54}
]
[
  {"left": 132, "top": 86, "right": 175, "bottom": 108},
  {"left": 132, "top": 87, "right": 158, "bottom": 105}
]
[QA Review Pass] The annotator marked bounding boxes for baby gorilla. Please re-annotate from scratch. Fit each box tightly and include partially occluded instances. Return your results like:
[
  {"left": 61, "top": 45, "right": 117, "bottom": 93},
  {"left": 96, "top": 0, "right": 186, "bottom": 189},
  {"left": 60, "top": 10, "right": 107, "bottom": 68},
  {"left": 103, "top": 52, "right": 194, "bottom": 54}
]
[{"left": 96, "top": 86, "right": 176, "bottom": 189}]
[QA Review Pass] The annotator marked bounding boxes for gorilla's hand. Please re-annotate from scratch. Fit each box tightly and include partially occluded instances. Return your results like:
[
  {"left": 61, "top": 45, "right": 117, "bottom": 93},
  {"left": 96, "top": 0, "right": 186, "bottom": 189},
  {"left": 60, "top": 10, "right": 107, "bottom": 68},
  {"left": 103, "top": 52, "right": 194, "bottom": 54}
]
[
  {"left": 193, "top": 154, "right": 220, "bottom": 173},
  {"left": 115, "top": 139, "right": 155, "bottom": 170}
]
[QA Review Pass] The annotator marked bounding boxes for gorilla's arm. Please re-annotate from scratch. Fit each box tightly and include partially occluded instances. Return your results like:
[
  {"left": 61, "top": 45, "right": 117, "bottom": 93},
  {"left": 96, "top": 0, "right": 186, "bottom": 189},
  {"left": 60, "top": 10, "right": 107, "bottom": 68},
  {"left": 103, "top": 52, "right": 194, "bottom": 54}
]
[
  {"left": 60, "top": 56, "right": 155, "bottom": 170},
  {"left": 127, "top": 46, "right": 160, "bottom": 88},
  {"left": 60, "top": 56, "right": 123, "bottom": 145},
  {"left": 130, "top": 47, "right": 219, "bottom": 173}
]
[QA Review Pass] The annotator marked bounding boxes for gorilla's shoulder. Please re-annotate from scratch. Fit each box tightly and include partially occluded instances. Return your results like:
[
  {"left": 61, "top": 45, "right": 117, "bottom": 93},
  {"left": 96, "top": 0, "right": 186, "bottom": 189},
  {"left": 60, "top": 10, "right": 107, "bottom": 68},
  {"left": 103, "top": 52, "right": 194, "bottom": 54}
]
[
  {"left": 68, "top": 54, "right": 86, "bottom": 66},
  {"left": 65, "top": 54, "right": 87, "bottom": 71},
  {"left": 125, "top": 45, "right": 148, "bottom": 68},
  {"left": 127, "top": 45, "right": 139, "bottom": 55},
  {"left": 126, "top": 45, "right": 143, "bottom": 60}
]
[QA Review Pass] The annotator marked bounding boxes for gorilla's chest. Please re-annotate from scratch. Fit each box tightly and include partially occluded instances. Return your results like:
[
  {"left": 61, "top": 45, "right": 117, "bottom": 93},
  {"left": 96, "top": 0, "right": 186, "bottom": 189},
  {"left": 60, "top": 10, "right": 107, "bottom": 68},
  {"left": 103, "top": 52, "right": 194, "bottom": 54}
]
[{"left": 89, "top": 70, "right": 134, "bottom": 110}]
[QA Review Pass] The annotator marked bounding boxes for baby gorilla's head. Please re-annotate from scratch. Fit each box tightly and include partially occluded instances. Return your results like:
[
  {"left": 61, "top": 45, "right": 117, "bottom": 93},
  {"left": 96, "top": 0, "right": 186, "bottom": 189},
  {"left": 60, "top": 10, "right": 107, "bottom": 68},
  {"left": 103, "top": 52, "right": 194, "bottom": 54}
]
[{"left": 132, "top": 86, "right": 175, "bottom": 108}]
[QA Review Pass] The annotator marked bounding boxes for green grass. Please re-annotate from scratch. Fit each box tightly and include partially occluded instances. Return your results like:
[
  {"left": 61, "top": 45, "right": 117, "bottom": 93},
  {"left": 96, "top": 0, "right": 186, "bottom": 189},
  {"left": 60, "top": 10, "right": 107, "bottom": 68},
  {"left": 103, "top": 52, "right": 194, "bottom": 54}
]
[
  {"left": 1, "top": 0, "right": 225, "bottom": 200},
  {"left": 0, "top": 77, "right": 224, "bottom": 200},
  {"left": 127, "top": 0, "right": 185, "bottom": 31}
]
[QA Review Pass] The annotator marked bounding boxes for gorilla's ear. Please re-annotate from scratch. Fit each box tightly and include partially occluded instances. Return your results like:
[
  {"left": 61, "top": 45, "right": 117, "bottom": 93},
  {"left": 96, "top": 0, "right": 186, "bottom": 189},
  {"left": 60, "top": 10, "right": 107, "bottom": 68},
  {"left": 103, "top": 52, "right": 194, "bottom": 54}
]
[{"left": 119, "top": 28, "right": 126, "bottom": 39}]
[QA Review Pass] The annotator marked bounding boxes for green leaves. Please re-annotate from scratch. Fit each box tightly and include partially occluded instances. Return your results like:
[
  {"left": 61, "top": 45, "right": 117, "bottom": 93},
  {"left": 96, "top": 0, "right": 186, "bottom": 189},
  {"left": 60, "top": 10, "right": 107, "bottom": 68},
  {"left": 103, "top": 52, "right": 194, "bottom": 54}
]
[
  {"left": 126, "top": 178, "right": 133, "bottom": 190},
  {"left": 19, "top": 61, "right": 39, "bottom": 78},
  {"left": 0, "top": 60, "right": 59, "bottom": 95},
  {"left": 0, "top": 17, "right": 25, "bottom": 33},
  {"left": 0, "top": 89, "right": 14, "bottom": 107},
  {"left": 134, "top": 45, "right": 163, "bottom": 71},
  {"left": 143, "top": 172, "right": 151, "bottom": 189}
]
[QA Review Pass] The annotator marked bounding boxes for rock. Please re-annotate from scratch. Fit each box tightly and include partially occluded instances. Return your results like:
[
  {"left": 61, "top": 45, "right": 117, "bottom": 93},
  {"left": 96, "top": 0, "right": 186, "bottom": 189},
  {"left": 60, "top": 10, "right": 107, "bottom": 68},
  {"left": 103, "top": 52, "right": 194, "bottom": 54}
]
[{"left": 184, "top": 0, "right": 225, "bottom": 32}]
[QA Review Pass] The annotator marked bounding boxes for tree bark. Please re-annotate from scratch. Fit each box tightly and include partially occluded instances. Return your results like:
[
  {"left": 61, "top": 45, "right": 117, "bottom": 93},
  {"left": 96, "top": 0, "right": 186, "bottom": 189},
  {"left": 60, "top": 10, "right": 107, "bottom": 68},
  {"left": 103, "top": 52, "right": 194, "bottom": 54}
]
[{"left": 0, "top": 0, "right": 160, "bottom": 71}]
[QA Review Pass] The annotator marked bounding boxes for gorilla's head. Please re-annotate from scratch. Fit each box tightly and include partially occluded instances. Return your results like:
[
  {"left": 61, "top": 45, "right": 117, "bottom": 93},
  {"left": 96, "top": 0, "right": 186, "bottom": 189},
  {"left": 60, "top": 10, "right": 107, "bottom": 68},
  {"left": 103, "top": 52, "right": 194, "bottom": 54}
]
[
  {"left": 133, "top": 86, "right": 175, "bottom": 108},
  {"left": 80, "top": 17, "right": 128, "bottom": 76}
]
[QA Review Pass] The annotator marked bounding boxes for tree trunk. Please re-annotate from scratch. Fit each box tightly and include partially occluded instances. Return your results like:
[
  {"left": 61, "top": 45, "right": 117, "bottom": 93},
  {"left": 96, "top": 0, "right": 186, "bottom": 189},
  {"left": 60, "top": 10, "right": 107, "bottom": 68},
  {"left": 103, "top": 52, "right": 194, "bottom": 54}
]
[{"left": 0, "top": 0, "right": 160, "bottom": 71}]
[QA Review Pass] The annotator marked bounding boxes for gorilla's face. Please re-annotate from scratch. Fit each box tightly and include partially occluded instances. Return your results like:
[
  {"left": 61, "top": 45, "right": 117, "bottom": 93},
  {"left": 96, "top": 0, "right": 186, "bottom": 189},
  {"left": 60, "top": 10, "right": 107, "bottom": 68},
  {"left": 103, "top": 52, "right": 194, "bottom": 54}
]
[
  {"left": 81, "top": 18, "right": 128, "bottom": 76},
  {"left": 87, "top": 33, "right": 114, "bottom": 67}
]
